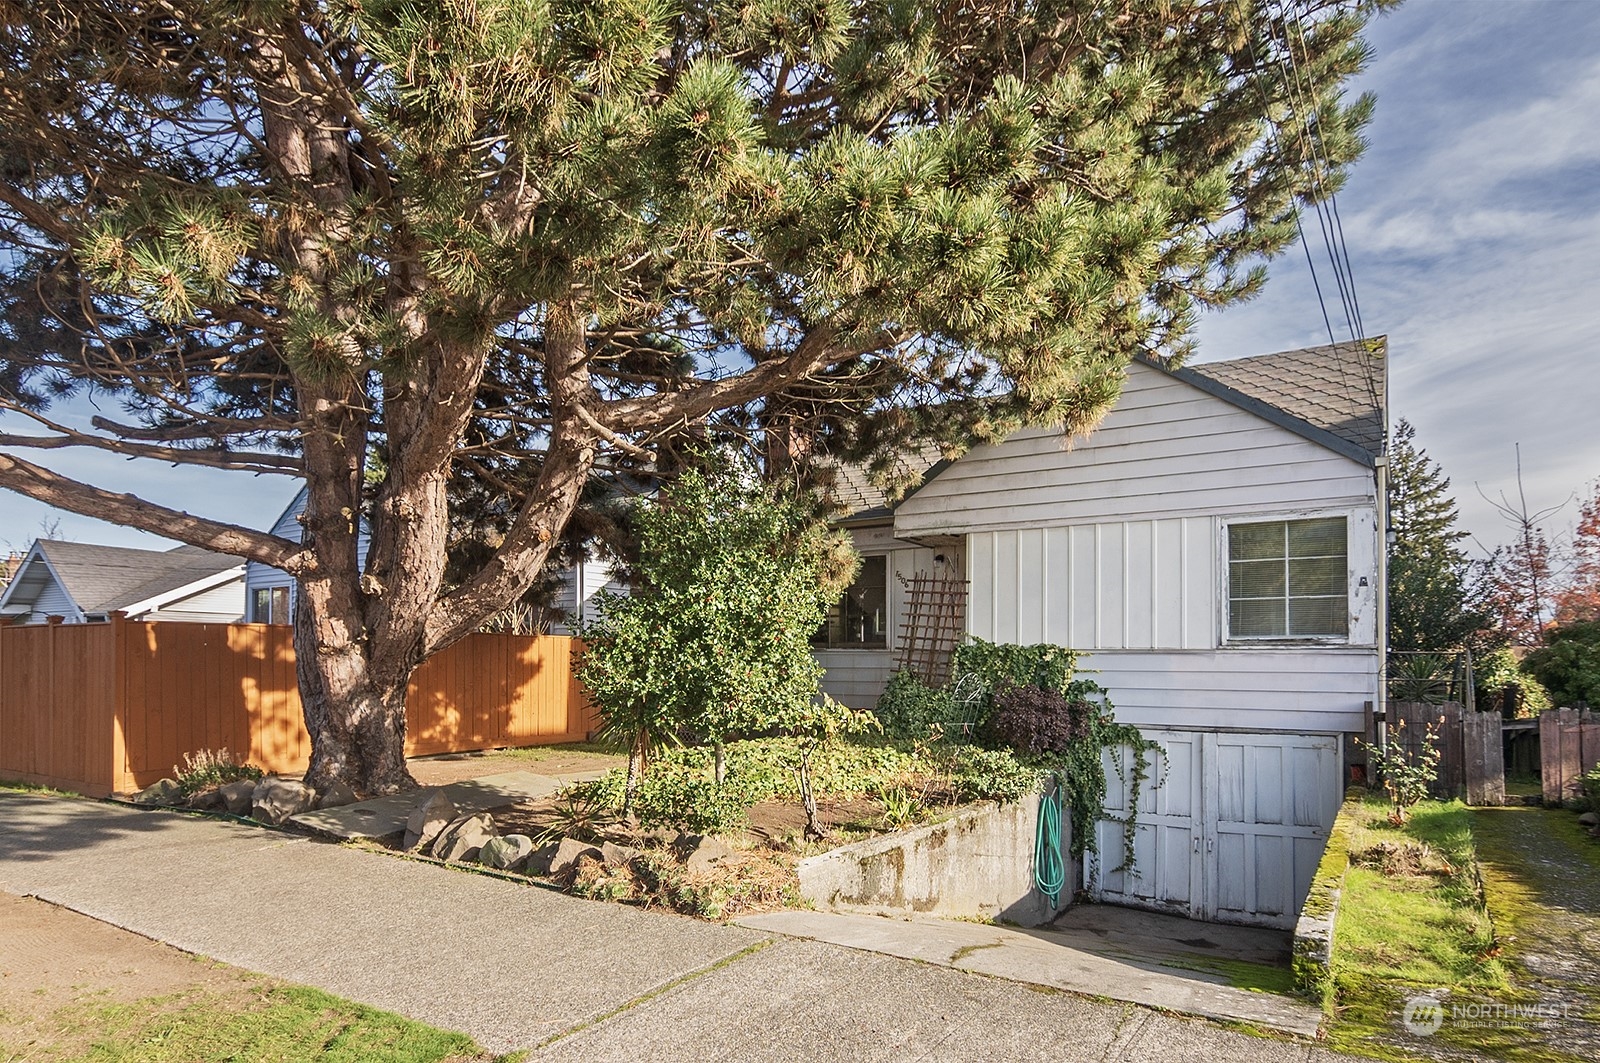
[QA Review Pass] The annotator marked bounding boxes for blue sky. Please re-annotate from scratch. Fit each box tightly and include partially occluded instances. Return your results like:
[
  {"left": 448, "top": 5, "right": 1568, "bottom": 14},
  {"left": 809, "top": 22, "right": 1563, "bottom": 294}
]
[
  {"left": 1193, "top": 0, "right": 1600, "bottom": 554},
  {"left": 2, "top": 0, "right": 1597, "bottom": 559}
]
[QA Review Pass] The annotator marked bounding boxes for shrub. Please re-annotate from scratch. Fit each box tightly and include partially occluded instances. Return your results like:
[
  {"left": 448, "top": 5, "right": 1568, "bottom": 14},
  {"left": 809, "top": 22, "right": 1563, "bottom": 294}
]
[
  {"left": 942, "top": 746, "right": 1041, "bottom": 804},
  {"left": 1474, "top": 647, "right": 1551, "bottom": 717},
  {"left": 1522, "top": 621, "right": 1600, "bottom": 708},
  {"left": 631, "top": 766, "right": 748, "bottom": 834},
  {"left": 1366, "top": 717, "right": 1444, "bottom": 824},
  {"left": 984, "top": 683, "right": 1095, "bottom": 754},
  {"left": 874, "top": 670, "right": 957, "bottom": 739},
  {"left": 172, "top": 749, "right": 262, "bottom": 797}
]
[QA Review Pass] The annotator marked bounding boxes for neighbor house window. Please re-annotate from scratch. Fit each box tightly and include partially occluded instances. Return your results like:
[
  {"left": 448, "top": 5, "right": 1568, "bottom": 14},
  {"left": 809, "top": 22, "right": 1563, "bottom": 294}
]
[
  {"left": 253, "top": 586, "right": 290, "bottom": 625},
  {"left": 1227, "top": 517, "right": 1348, "bottom": 639},
  {"left": 814, "top": 555, "right": 889, "bottom": 647}
]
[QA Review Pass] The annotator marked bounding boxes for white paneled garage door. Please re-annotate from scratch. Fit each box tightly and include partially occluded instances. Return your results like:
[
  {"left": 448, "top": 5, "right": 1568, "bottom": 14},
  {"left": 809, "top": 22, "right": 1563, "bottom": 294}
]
[{"left": 1084, "top": 729, "right": 1342, "bottom": 929}]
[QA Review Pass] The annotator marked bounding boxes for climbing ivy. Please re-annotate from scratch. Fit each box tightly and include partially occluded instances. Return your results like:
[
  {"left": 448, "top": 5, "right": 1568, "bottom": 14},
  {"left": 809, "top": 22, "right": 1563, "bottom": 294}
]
[{"left": 875, "top": 639, "right": 1160, "bottom": 871}]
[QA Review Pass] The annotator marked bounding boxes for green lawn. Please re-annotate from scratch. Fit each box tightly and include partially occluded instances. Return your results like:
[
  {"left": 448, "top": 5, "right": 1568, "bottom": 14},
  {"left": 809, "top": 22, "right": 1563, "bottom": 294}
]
[
  {"left": 5, "top": 984, "right": 511, "bottom": 1063},
  {"left": 1323, "top": 797, "right": 1594, "bottom": 1063}
]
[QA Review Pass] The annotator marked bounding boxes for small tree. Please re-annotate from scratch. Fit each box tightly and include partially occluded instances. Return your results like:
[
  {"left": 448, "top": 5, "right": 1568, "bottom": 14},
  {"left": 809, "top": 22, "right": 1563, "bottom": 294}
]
[
  {"left": 577, "top": 462, "right": 854, "bottom": 811},
  {"left": 1366, "top": 717, "right": 1442, "bottom": 825},
  {"left": 1555, "top": 482, "right": 1600, "bottom": 625},
  {"left": 779, "top": 696, "right": 880, "bottom": 841}
]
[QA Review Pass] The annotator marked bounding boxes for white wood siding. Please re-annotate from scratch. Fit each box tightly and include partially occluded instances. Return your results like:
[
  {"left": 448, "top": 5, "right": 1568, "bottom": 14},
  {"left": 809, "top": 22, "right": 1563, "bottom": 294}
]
[
  {"left": 144, "top": 578, "right": 246, "bottom": 623},
  {"left": 814, "top": 524, "right": 963, "bottom": 708},
  {"left": 892, "top": 360, "right": 1381, "bottom": 735},
  {"left": 895, "top": 362, "right": 1376, "bottom": 535},
  {"left": 548, "top": 558, "right": 629, "bottom": 634}
]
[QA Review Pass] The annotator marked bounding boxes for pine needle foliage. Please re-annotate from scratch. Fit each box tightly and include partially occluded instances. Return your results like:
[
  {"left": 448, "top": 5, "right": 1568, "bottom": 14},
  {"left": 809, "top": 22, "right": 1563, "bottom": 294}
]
[{"left": 0, "top": 0, "right": 1396, "bottom": 791}]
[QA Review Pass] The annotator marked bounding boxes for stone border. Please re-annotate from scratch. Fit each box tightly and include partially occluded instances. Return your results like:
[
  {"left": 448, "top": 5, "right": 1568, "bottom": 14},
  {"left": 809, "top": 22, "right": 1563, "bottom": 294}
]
[{"left": 1292, "top": 787, "right": 1362, "bottom": 1005}]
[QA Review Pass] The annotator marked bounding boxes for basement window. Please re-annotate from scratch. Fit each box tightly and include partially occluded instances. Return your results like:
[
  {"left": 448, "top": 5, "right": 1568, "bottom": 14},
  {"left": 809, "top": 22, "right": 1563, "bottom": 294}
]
[
  {"left": 813, "top": 555, "right": 889, "bottom": 648},
  {"left": 1227, "top": 517, "right": 1349, "bottom": 640}
]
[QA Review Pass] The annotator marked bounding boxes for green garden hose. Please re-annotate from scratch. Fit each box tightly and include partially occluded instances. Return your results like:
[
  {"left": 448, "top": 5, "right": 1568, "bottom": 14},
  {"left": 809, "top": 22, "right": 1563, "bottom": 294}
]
[{"left": 1034, "top": 773, "right": 1066, "bottom": 909}]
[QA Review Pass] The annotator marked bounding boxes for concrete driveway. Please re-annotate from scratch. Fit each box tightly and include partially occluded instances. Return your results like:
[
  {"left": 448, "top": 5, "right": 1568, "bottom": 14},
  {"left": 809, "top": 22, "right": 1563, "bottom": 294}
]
[{"left": 0, "top": 791, "right": 1369, "bottom": 1061}]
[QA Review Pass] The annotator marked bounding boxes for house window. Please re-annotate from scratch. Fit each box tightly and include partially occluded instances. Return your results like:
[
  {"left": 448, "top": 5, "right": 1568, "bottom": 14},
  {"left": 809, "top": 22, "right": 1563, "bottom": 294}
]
[
  {"left": 253, "top": 586, "right": 291, "bottom": 625},
  {"left": 1227, "top": 517, "right": 1348, "bottom": 639},
  {"left": 814, "top": 555, "right": 889, "bottom": 648}
]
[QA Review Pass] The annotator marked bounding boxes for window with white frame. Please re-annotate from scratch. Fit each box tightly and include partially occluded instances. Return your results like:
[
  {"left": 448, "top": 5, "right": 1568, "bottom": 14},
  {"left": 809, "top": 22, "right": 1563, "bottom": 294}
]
[{"left": 1227, "top": 517, "right": 1348, "bottom": 639}]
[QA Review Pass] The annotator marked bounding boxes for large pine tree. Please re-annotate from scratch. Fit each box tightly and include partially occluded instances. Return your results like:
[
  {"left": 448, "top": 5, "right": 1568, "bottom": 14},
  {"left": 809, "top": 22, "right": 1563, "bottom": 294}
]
[
  {"left": 1386, "top": 419, "right": 1489, "bottom": 653},
  {"left": 0, "top": 0, "right": 1392, "bottom": 792}
]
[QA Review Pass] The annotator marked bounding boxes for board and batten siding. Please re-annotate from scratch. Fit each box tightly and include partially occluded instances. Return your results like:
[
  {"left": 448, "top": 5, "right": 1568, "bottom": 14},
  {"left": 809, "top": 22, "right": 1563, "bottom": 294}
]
[
  {"left": 815, "top": 523, "right": 961, "bottom": 709},
  {"left": 891, "top": 360, "right": 1381, "bottom": 735}
]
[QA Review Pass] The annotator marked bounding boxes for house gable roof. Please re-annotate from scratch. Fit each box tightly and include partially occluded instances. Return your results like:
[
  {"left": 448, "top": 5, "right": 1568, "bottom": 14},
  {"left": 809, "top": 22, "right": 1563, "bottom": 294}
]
[
  {"left": 828, "top": 337, "right": 1388, "bottom": 519},
  {"left": 1141, "top": 337, "right": 1387, "bottom": 468},
  {"left": 0, "top": 540, "right": 243, "bottom": 618}
]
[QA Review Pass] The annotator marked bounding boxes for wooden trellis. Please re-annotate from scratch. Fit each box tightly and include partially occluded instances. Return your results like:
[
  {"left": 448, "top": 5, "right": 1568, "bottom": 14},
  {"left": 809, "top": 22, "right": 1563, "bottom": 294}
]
[{"left": 896, "top": 573, "right": 969, "bottom": 686}]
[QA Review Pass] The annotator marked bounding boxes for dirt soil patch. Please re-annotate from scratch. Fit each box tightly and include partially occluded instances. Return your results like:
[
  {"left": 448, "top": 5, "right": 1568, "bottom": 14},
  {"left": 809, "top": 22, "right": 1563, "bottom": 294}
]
[
  {"left": 0, "top": 891, "right": 251, "bottom": 1056},
  {"left": 485, "top": 793, "right": 886, "bottom": 852},
  {"left": 407, "top": 747, "right": 623, "bottom": 787}
]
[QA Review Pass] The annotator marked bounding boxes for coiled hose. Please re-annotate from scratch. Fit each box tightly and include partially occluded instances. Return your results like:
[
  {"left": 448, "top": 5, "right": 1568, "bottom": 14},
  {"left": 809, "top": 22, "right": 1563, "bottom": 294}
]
[{"left": 1034, "top": 772, "right": 1066, "bottom": 909}]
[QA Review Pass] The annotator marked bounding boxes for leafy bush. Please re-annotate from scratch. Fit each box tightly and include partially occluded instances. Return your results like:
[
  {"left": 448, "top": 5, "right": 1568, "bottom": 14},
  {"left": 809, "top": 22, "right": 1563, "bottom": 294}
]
[
  {"left": 874, "top": 670, "right": 958, "bottom": 739},
  {"left": 1474, "top": 648, "right": 1551, "bottom": 717},
  {"left": 1522, "top": 621, "right": 1600, "bottom": 708},
  {"left": 631, "top": 766, "right": 748, "bottom": 834},
  {"left": 1366, "top": 717, "right": 1444, "bottom": 824},
  {"left": 984, "top": 683, "right": 1096, "bottom": 754},
  {"left": 1579, "top": 766, "right": 1600, "bottom": 812},
  {"left": 654, "top": 737, "right": 916, "bottom": 803},
  {"left": 172, "top": 749, "right": 262, "bottom": 797},
  {"left": 952, "top": 639, "right": 1079, "bottom": 695},
  {"left": 942, "top": 746, "right": 1041, "bottom": 803},
  {"left": 577, "top": 461, "right": 856, "bottom": 810}
]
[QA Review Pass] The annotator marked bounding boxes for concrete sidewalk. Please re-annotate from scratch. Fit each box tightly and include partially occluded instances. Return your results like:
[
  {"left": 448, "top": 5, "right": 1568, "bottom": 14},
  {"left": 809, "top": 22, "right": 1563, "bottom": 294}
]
[{"left": 0, "top": 792, "right": 1362, "bottom": 1061}]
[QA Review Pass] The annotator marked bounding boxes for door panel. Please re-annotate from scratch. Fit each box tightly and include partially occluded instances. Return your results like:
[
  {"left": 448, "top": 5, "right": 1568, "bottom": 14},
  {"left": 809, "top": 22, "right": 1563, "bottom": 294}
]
[
  {"left": 1208, "top": 733, "right": 1340, "bottom": 927},
  {"left": 1087, "top": 731, "right": 1202, "bottom": 913},
  {"left": 1086, "top": 729, "right": 1341, "bottom": 929}
]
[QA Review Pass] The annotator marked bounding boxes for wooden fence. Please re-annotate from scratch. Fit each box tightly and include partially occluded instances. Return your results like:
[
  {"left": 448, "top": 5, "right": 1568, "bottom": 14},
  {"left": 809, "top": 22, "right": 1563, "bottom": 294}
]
[
  {"left": 0, "top": 615, "right": 596, "bottom": 796},
  {"left": 1540, "top": 707, "right": 1600, "bottom": 805},
  {"left": 1384, "top": 701, "right": 1506, "bottom": 806}
]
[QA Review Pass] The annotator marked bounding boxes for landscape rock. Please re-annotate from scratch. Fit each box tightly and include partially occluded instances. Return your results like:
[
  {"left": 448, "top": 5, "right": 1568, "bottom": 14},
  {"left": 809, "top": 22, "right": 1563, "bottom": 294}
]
[
  {"left": 317, "top": 780, "right": 360, "bottom": 810},
  {"left": 601, "top": 841, "right": 645, "bottom": 869},
  {"left": 547, "top": 837, "right": 603, "bottom": 877},
  {"left": 639, "top": 828, "right": 682, "bottom": 848},
  {"left": 251, "top": 776, "right": 317, "bottom": 825},
  {"left": 403, "top": 789, "right": 457, "bottom": 851},
  {"left": 479, "top": 834, "right": 537, "bottom": 871},
  {"left": 218, "top": 778, "right": 257, "bottom": 816},
  {"left": 430, "top": 812, "right": 497, "bottom": 863},
  {"left": 185, "top": 787, "right": 224, "bottom": 811},
  {"left": 134, "top": 778, "right": 182, "bottom": 806},
  {"left": 673, "top": 833, "right": 735, "bottom": 873},
  {"left": 1578, "top": 812, "right": 1599, "bottom": 828},
  {"left": 524, "top": 841, "right": 562, "bottom": 877}
]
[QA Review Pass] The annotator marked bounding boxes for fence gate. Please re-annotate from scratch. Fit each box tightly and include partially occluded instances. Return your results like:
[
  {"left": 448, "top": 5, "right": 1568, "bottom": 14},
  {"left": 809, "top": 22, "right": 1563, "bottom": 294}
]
[
  {"left": 1540, "top": 707, "right": 1600, "bottom": 805},
  {"left": 1383, "top": 701, "right": 1505, "bottom": 806}
]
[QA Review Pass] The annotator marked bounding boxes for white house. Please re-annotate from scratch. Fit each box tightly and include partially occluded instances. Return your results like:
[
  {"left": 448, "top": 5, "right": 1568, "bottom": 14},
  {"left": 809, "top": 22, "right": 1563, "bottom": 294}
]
[
  {"left": 817, "top": 338, "right": 1388, "bottom": 928},
  {"left": 245, "top": 487, "right": 623, "bottom": 630},
  {"left": 0, "top": 540, "right": 245, "bottom": 625}
]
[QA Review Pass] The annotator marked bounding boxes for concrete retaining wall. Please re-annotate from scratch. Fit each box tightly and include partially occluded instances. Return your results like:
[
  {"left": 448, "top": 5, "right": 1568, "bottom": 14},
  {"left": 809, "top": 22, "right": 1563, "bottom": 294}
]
[
  {"left": 796, "top": 798, "right": 1071, "bottom": 927},
  {"left": 1292, "top": 788, "right": 1361, "bottom": 1004}
]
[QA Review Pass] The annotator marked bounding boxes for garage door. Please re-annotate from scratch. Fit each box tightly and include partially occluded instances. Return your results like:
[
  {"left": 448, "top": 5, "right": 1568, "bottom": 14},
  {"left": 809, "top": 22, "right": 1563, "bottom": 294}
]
[{"left": 1083, "top": 730, "right": 1341, "bottom": 929}]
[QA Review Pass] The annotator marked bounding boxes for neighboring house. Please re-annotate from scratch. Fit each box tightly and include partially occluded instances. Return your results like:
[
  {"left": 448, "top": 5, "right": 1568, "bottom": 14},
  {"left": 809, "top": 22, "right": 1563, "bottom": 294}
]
[
  {"left": 246, "top": 487, "right": 622, "bottom": 630},
  {"left": 0, "top": 540, "right": 245, "bottom": 624},
  {"left": 818, "top": 338, "right": 1388, "bottom": 929}
]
